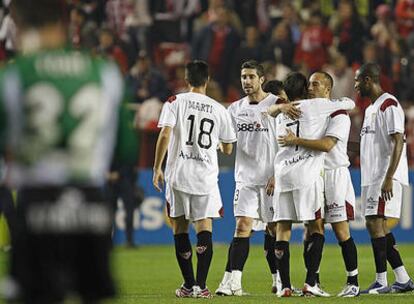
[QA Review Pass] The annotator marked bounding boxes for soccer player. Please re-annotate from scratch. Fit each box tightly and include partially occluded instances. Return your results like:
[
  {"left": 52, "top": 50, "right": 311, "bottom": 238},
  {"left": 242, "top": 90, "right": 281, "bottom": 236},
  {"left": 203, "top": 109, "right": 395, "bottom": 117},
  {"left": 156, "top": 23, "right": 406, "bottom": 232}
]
[
  {"left": 152, "top": 60, "right": 236, "bottom": 298},
  {"left": 354, "top": 63, "right": 414, "bottom": 294},
  {"left": 0, "top": 1, "right": 125, "bottom": 302},
  {"left": 278, "top": 71, "right": 359, "bottom": 297},
  {"left": 268, "top": 72, "right": 355, "bottom": 297},
  {"left": 215, "top": 61, "right": 301, "bottom": 296}
]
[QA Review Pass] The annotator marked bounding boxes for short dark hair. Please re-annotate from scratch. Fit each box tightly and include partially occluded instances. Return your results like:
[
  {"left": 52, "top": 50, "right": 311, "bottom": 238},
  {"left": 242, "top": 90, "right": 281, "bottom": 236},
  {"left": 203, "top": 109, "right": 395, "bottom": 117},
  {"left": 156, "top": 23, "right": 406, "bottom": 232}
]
[
  {"left": 185, "top": 60, "right": 209, "bottom": 87},
  {"left": 263, "top": 80, "right": 284, "bottom": 95},
  {"left": 312, "top": 71, "right": 334, "bottom": 89},
  {"left": 241, "top": 60, "right": 265, "bottom": 78},
  {"left": 283, "top": 72, "right": 308, "bottom": 100},
  {"left": 11, "top": 0, "right": 64, "bottom": 28},
  {"left": 359, "top": 62, "right": 381, "bottom": 83}
]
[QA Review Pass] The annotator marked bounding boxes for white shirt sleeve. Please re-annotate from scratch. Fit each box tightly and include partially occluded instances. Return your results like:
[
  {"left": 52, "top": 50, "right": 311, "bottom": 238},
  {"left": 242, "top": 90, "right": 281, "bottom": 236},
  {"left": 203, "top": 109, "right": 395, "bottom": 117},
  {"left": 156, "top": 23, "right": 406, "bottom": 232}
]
[
  {"left": 220, "top": 110, "right": 237, "bottom": 143},
  {"left": 303, "top": 97, "right": 354, "bottom": 117},
  {"left": 325, "top": 114, "right": 351, "bottom": 142},
  {"left": 158, "top": 101, "right": 177, "bottom": 128},
  {"left": 383, "top": 104, "right": 405, "bottom": 135}
]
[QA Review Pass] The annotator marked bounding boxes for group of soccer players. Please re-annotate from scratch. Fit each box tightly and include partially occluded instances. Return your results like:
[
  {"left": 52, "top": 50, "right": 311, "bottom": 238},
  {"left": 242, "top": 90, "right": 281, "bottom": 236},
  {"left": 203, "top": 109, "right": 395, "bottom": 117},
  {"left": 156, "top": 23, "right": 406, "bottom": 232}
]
[{"left": 153, "top": 59, "right": 414, "bottom": 299}]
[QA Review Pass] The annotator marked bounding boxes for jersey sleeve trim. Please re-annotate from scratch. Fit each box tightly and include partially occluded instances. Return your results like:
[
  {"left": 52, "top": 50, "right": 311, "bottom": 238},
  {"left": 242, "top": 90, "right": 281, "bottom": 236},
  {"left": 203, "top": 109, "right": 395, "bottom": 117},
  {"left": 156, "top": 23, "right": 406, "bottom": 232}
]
[
  {"left": 220, "top": 137, "right": 237, "bottom": 143},
  {"left": 330, "top": 109, "right": 348, "bottom": 118},
  {"left": 166, "top": 95, "right": 177, "bottom": 103},
  {"left": 387, "top": 128, "right": 405, "bottom": 135},
  {"left": 157, "top": 122, "right": 175, "bottom": 128},
  {"left": 380, "top": 98, "right": 398, "bottom": 112}
]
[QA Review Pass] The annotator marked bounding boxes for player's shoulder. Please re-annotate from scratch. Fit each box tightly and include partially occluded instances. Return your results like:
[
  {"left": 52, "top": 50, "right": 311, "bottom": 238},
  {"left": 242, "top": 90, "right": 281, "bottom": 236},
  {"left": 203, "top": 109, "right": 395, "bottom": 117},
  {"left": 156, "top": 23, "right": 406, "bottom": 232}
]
[
  {"left": 378, "top": 92, "right": 400, "bottom": 112},
  {"left": 228, "top": 96, "right": 247, "bottom": 110}
]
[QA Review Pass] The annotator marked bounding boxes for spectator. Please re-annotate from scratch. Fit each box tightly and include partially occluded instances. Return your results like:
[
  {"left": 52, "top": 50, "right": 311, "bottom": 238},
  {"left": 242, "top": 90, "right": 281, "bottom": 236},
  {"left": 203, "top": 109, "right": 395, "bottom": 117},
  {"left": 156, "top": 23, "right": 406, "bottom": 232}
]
[
  {"left": 68, "top": 5, "right": 97, "bottom": 49},
  {"left": 105, "top": 0, "right": 134, "bottom": 40},
  {"left": 0, "top": 10, "right": 16, "bottom": 58},
  {"left": 262, "top": 60, "right": 291, "bottom": 82},
  {"left": 124, "top": 0, "right": 153, "bottom": 53},
  {"left": 126, "top": 50, "right": 170, "bottom": 104},
  {"left": 294, "top": 12, "right": 333, "bottom": 73},
  {"left": 371, "top": 4, "right": 397, "bottom": 75},
  {"left": 192, "top": 5, "right": 240, "bottom": 95},
  {"left": 263, "top": 20, "right": 295, "bottom": 68},
  {"left": 330, "top": 0, "right": 367, "bottom": 65},
  {"left": 193, "top": 0, "right": 243, "bottom": 36},
  {"left": 395, "top": 0, "right": 414, "bottom": 38},
  {"left": 324, "top": 53, "right": 355, "bottom": 99},
  {"left": 233, "top": 26, "right": 264, "bottom": 81},
  {"left": 96, "top": 27, "right": 129, "bottom": 74},
  {"left": 281, "top": 2, "right": 301, "bottom": 44}
]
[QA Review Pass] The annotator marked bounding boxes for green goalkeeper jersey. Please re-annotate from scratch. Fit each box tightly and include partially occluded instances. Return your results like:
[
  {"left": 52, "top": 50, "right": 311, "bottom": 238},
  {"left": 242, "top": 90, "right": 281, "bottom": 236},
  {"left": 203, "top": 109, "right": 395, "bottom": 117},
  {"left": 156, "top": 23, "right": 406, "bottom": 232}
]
[{"left": 0, "top": 48, "right": 127, "bottom": 187}]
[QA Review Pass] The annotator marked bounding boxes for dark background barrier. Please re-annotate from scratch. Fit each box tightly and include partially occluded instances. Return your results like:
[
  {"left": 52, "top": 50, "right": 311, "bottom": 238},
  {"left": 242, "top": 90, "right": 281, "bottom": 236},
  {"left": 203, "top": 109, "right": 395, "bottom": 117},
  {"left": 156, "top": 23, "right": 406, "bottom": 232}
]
[{"left": 113, "top": 169, "right": 413, "bottom": 245}]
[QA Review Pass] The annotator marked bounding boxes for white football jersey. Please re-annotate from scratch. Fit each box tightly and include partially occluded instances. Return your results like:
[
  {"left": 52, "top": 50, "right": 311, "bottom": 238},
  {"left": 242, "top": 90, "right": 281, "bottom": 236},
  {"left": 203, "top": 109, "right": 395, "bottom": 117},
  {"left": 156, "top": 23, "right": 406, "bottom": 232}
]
[
  {"left": 324, "top": 110, "right": 351, "bottom": 170},
  {"left": 228, "top": 94, "right": 279, "bottom": 186},
  {"left": 360, "top": 92, "right": 408, "bottom": 186},
  {"left": 158, "top": 92, "right": 236, "bottom": 195},
  {"left": 274, "top": 97, "right": 355, "bottom": 192}
]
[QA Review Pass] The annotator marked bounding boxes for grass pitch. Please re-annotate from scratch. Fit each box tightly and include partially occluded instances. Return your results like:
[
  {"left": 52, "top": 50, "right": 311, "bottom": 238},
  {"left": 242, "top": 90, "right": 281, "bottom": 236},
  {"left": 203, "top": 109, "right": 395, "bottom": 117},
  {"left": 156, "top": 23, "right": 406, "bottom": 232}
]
[
  {"left": 107, "top": 243, "right": 414, "bottom": 303},
  {"left": 1, "top": 243, "right": 414, "bottom": 303}
]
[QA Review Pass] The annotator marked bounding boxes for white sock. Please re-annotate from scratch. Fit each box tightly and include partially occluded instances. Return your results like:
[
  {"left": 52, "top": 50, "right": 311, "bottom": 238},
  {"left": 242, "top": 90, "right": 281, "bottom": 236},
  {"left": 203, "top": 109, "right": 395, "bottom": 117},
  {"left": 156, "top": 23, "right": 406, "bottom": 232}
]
[
  {"left": 221, "top": 271, "right": 231, "bottom": 285},
  {"left": 376, "top": 272, "right": 388, "bottom": 286},
  {"left": 272, "top": 273, "right": 278, "bottom": 286},
  {"left": 347, "top": 269, "right": 358, "bottom": 277},
  {"left": 393, "top": 266, "right": 410, "bottom": 284},
  {"left": 231, "top": 270, "right": 243, "bottom": 288}
]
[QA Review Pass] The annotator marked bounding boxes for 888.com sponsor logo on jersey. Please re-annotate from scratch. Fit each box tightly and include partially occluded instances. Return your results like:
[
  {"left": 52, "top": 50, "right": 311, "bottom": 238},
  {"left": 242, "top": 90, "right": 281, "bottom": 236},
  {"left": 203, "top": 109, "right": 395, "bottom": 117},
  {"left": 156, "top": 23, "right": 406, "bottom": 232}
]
[{"left": 237, "top": 122, "right": 269, "bottom": 132}]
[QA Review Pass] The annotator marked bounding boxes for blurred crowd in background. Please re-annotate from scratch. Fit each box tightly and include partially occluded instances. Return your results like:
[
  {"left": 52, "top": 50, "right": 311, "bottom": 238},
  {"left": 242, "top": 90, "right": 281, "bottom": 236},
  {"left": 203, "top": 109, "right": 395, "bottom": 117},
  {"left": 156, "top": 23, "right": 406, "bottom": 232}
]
[{"left": 1, "top": 0, "right": 414, "bottom": 167}]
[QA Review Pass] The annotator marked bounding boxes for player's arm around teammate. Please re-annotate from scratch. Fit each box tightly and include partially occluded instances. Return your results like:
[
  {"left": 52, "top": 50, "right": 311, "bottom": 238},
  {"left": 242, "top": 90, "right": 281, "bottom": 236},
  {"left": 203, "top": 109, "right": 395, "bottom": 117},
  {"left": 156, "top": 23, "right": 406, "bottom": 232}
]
[{"left": 278, "top": 71, "right": 360, "bottom": 297}]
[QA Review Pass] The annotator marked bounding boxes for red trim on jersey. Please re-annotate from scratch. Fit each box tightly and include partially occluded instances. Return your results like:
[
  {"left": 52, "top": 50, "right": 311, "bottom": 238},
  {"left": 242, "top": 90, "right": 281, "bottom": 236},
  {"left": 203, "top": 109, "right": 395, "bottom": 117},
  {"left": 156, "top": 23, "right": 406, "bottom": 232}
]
[
  {"left": 315, "top": 208, "right": 322, "bottom": 220},
  {"left": 380, "top": 98, "right": 398, "bottom": 112},
  {"left": 330, "top": 110, "right": 348, "bottom": 118},
  {"left": 166, "top": 95, "right": 177, "bottom": 103},
  {"left": 377, "top": 197, "right": 385, "bottom": 216},
  {"left": 275, "top": 98, "right": 288, "bottom": 104},
  {"left": 219, "top": 207, "right": 224, "bottom": 217},
  {"left": 346, "top": 201, "right": 354, "bottom": 220},
  {"left": 166, "top": 201, "right": 171, "bottom": 218}
]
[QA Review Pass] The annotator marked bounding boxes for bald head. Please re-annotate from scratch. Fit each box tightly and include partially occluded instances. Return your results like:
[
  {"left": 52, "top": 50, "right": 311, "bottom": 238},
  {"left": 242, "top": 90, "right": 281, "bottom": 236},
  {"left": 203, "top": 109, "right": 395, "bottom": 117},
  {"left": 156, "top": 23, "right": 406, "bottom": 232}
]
[{"left": 308, "top": 72, "right": 333, "bottom": 98}]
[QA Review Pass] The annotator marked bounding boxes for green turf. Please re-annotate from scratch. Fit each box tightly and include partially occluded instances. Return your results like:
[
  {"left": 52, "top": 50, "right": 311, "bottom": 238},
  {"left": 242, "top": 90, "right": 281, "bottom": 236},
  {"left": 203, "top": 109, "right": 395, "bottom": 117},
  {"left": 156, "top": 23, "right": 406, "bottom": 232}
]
[
  {"left": 1, "top": 244, "right": 414, "bottom": 303},
  {"left": 106, "top": 243, "right": 414, "bottom": 303}
]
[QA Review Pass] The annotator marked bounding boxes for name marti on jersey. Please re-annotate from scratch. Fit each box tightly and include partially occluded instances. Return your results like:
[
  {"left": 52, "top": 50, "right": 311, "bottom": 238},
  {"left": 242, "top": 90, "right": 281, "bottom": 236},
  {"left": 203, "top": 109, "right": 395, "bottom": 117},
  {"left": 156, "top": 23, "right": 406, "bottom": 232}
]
[{"left": 188, "top": 100, "right": 213, "bottom": 113}]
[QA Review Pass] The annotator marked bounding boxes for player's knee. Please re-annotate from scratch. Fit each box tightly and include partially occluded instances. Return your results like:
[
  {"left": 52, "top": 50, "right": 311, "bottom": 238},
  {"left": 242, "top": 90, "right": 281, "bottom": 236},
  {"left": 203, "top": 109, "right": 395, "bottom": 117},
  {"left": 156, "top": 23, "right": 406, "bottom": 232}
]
[{"left": 365, "top": 217, "right": 384, "bottom": 237}]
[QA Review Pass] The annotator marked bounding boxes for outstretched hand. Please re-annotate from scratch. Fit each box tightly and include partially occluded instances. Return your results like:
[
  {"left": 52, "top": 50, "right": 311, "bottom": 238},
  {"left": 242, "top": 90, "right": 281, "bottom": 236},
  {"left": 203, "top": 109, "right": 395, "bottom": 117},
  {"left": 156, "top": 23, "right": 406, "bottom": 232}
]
[
  {"left": 278, "top": 129, "right": 298, "bottom": 147},
  {"left": 153, "top": 168, "right": 165, "bottom": 192}
]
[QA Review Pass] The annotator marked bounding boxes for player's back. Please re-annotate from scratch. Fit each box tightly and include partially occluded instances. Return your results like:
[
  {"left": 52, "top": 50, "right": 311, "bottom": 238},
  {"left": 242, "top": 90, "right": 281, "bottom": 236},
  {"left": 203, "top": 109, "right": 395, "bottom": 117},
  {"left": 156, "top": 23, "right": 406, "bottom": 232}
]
[
  {"left": 0, "top": 49, "right": 123, "bottom": 187},
  {"left": 274, "top": 97, "right": 355, "bottom": 191},
  {"left": 161, "top": 92, "right": 235, "bottom": 195}
]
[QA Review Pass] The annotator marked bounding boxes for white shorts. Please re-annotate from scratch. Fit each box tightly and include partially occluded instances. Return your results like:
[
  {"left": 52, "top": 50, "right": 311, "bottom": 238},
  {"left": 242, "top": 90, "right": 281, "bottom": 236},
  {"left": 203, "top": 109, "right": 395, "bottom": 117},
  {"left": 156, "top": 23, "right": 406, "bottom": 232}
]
[
  {"left": 233, "top": 183, "right": 274, "bottom": 223},
  {"left": 165, "top": 183, "right": 223, "bottom": 221},
  {"left": 324, "top": 167, "right": 356, "bottom": 223},
  {"left": 273, "top": 177, "right": 324, "bottom": 222},
  {"left": 361, "top": 181, "right": 403, "bottom": 219}
]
